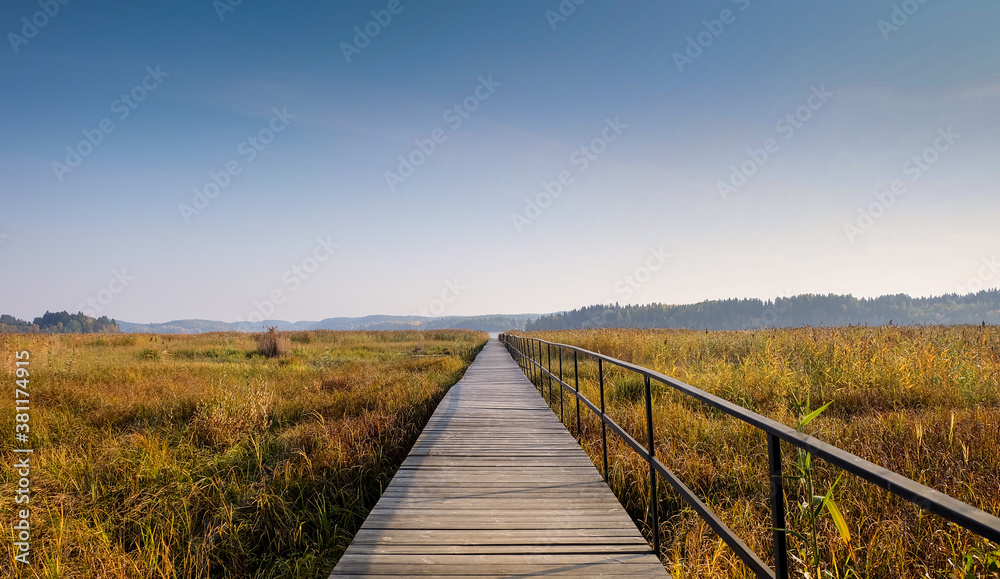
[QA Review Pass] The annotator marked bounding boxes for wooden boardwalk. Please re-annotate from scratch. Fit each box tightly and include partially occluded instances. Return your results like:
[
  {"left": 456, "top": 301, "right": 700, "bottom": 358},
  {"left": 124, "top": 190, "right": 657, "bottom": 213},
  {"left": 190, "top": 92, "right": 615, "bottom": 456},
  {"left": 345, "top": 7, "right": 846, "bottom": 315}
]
[{"left": 329, "top": 339, "right": 670, "bottom": 578}]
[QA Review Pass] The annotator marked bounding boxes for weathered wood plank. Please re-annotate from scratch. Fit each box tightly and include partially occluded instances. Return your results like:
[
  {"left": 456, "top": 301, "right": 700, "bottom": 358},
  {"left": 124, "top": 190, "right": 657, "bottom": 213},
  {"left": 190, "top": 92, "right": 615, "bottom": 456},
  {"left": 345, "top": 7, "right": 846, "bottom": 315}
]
[
  {"left": 328, "top": 339, "right": 670, "bottom": 578},
  {"left": 342, "top": 544, "right": 653, "bottom": 555}
]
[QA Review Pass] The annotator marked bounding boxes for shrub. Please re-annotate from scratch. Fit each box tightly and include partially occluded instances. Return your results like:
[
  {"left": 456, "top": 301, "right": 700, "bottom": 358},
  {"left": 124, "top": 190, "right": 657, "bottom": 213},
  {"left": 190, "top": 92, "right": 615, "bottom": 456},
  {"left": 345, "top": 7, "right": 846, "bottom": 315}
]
[{"left": 256, "top": 326, "right": 290, "bottom": 358}]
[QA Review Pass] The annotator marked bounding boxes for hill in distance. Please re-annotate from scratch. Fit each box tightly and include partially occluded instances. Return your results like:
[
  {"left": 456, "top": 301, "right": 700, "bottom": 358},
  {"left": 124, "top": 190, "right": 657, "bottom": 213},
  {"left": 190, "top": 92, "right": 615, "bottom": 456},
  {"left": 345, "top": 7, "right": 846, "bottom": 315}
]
[{"left": 118, "top": 314, "right": 537, "bottom": 334}]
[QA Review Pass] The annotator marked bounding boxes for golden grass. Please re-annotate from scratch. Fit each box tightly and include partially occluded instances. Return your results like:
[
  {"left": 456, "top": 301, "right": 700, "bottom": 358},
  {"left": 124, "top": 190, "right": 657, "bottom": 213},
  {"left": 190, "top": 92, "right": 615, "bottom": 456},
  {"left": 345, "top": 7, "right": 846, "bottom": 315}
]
[
  {"left": 1, "top": 329, "right": 487, "bottom": 578},
  {"left": 516, "top": 326, "right": 1000, "bottom": 579}
]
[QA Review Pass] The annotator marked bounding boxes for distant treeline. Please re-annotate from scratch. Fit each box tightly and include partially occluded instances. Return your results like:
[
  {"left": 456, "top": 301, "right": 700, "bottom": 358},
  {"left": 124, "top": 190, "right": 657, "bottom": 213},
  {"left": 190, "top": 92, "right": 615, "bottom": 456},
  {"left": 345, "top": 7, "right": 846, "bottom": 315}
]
[
  {"left": 0, "top": 311, "right": 119, "bottom": 334},
  {"left": 525, "top": 291, "right": 1000, "bottom": 331}
]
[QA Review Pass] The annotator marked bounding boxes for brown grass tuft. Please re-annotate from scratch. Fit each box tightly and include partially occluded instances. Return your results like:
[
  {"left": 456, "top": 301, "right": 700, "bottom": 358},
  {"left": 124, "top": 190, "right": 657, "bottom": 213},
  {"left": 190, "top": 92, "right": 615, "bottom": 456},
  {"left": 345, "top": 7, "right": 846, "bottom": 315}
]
[{"left": 255, "top": 326, "right": 290, "bottom": 358}]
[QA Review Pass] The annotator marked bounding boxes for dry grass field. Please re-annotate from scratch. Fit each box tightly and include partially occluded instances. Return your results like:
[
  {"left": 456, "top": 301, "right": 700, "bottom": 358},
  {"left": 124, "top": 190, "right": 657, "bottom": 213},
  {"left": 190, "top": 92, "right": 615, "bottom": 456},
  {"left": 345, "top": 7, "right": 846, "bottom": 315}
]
[
  {"left": 517, "top": 326, "right": 1000, "bottom": 579},
  {"left": 1, "top": 330, "right": 487, "bottom": 578}
]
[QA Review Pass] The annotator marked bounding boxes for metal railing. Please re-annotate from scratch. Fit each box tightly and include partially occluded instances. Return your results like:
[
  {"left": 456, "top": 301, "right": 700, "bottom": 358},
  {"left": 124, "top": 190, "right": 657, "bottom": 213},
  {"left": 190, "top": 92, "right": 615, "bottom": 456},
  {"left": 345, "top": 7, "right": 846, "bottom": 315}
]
[{"left": 499, "top": 333, "right": 1000, "bottom": 579}]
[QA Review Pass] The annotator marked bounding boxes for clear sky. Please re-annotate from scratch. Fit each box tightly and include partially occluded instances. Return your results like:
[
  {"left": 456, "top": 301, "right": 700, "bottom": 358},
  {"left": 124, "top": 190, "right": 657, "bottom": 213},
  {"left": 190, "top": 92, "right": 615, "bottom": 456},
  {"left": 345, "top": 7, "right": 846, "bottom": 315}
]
[{"left": 2, "top": 0, "right": 998, "bottom": 323}]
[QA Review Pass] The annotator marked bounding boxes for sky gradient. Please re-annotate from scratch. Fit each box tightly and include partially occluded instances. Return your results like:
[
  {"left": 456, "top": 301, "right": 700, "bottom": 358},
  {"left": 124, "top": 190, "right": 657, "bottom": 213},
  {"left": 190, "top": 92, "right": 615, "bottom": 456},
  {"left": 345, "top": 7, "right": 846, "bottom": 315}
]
[{"left": 2, "top": 0, "right": 999, "bottom": 323}]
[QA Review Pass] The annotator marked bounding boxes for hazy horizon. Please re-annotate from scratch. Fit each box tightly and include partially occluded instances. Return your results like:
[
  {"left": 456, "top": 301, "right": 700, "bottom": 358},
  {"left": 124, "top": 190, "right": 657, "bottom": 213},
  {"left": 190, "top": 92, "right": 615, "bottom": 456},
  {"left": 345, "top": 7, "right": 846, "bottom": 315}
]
[
  {"left": 8, "top": 287, "right": 1000, "bottom": 326},
  {"left": 3, "top": 1, "right": 999, "bottom": 323}
]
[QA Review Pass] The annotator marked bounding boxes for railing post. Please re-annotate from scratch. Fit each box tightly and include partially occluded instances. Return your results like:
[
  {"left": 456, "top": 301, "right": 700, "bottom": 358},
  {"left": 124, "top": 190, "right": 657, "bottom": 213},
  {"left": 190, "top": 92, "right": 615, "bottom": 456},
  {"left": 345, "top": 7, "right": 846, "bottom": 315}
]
[
  {"left": 558, "top": 348, "right": 564, "bottom": 423},
  {"left": 644, "top": 375, "right": 659, "bottom": 558},
  {"left": 534, "top": 340, "right": 540, "bottom": 387},
  {"left": 574, "top": 350, "right": 581, "bottom": 441},
  {"left": 768, "top": 434, "right": 789, "bottom": 579},
  {"left": 537, "top": 341, "right": 542, "bottom": 385},
  {"left": 528, "top": 338, "right": 537, "bottom": 386},
  {"left": 528, "top": 339, "right": 534, "bottom": 384},
  {"left": 533, "top": 340, "right": 539, "bottom": 386},
  {"left": 599, "top": 358, "right": 608, "bottom": 482},
  {"left": 536, "top": 340, "right": 541, "bottom": 388},
  {"left": 524, "top": 338, "right": 529, "bottom": 379},
  {"left": 547, "top": 343, "right": 552, "bottom": 404}
]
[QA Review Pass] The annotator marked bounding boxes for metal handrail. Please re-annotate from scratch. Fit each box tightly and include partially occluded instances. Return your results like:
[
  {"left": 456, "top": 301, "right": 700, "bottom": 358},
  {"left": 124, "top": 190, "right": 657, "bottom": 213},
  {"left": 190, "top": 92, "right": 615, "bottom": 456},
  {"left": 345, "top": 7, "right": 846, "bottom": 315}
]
[{"left": 499, "top": 333, "right": 1000, "bottom": 579}]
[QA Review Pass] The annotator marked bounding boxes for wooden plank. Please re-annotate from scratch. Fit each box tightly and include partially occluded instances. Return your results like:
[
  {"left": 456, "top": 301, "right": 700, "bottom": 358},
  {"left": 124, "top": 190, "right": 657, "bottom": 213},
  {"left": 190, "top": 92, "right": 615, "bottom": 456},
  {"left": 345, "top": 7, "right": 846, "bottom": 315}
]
[
  {"left": 349, "top": 529, "right": 650, "bottom": 544},
  {"left": 368, "top": 496, "right": 630, "bottom": 507},
  {"left": 342, "top": 544, "right": 653, "bottom": 555},
  {"left": 336, "top": 553, "right": 661, "bottom": 564},
  {"left": 328, "top": 339, "right": 670, "bottom": 578}
]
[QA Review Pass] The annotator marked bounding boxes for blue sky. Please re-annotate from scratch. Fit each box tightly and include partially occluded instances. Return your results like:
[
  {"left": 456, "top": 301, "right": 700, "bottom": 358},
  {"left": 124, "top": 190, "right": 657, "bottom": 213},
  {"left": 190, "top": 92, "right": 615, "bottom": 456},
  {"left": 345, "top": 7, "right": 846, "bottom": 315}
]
[{"left": 1, "top": 0, "right": 998, "bottom": 323}]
